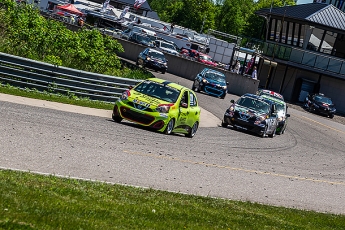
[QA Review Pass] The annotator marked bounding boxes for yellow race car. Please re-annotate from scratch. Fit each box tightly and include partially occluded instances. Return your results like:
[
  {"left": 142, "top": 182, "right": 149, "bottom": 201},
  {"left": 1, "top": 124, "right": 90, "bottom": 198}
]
[{"left": 112, "top": 78, "right": 200, "bottom": 138}]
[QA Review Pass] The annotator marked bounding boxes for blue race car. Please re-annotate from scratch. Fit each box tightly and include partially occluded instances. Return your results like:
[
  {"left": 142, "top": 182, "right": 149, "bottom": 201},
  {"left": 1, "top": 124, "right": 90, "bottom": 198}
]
[{"left": 192, "top": 68, "right": 229, "bottom": 99}]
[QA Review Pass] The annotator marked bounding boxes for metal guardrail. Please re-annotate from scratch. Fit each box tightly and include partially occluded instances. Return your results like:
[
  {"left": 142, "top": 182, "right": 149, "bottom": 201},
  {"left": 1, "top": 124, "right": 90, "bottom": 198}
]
[{"left": 0, "top": 52, "right": 142, "bottom": 102}]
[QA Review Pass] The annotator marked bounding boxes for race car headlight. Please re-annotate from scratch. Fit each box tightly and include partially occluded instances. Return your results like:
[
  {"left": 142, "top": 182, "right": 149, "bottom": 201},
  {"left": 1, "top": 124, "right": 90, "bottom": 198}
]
[
  {"left": 120, "top": 90, "right": 130, "bottom": 100},
  {"left": 277, "top": 116, "right": 284, "bottom": 122},
  {"left": 229, "top": 105, "right": 235, "bottom": 111},
  {"left": 146, "top": 57, "right": 151, "bottom": 61},
  {"left": 156, "top": 103, "right": 174, "bottom": 113},
  {"left": 202, "top": 78, "right": 208, "bottom": 83},
  {"left": 222, "top": 85, "right": 227, "bottom": 89},
  {"left": 257, "top": 115, "right": 267, "bottom": 121}
]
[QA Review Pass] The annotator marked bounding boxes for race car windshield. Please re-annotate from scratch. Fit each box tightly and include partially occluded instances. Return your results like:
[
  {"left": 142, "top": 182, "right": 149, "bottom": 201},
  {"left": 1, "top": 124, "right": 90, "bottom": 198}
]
[
  {"left": 204, "top": 72, "right": 226, "bottom": 83},
  {"left": 314, "top": 96, "right": 333, "bottom": 105},
  {"left": 134, "top": 81, "right": 180, "bottom": 103},
  {"left": 237, "top": 97, "right": 270, "bottom": 114},
  {"left": 148, "top": 51, "right": 165, "bottom": 61}
]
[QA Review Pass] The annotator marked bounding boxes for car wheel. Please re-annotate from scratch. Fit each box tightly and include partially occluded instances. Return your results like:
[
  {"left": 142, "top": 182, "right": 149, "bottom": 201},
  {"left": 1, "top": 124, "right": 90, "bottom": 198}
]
[
  {"left": 268, "top": 129, "right": 276, "bottom": 138},
  {"left": 281, "top": 126, "right": 286, "bottom": 134},
  {"left": 329, "top": 114, "right": 334, "bottom": 118},
  {"left": 221, "top": 120, "right": 228, "bottom": 128},
  {"left": 161, "top": 69, "right": 166, "bottom": 74},
  {"left": 221, "top": 93, "right": 226, "bottom": 99},
  {"left": 112, "top": 108, "right": 123, "bottom": 123},
  {"left": 193, "top": 80, "right": 199, "bottom": 92},
  {"left": 164, "top": 119, "right": 175, "bottom": 135},
  {"left": 261, "top": 124, "right": 268, "bottom": 138},
  {"left": 186, "top": 122, "right": 198, "bottom": 138},
  {"left": 136, "top": 59, "right": 139, "bottom": 66}
]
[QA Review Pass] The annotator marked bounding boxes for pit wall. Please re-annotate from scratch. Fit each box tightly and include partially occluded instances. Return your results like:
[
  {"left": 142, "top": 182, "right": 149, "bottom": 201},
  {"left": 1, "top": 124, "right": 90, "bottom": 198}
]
[{"left": 116, "top": 38, "right": 259, "bottom": 96}]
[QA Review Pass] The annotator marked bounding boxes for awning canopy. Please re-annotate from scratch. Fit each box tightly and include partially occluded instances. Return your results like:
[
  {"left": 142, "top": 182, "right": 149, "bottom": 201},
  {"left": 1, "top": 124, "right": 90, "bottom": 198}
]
[{"left": 57, "top": 4, "right": 84, "bottom": 16}]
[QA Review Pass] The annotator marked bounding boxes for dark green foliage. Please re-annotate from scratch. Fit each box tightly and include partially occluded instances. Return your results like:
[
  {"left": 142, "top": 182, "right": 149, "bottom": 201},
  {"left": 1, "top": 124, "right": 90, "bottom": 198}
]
[{"left": 0, "top": 0, "right": 150, "bottom": 79}]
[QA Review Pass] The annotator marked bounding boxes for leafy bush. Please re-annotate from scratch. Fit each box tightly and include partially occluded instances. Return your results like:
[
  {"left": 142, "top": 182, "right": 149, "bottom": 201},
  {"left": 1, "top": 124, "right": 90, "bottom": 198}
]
[{"left": 0, "top": 0, "right": 150, "bottom": 79}]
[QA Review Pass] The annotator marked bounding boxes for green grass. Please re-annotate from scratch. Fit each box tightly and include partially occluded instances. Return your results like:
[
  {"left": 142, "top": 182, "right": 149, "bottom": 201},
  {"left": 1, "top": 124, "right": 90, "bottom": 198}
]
[
  {"left": 0, "top": 169, "right": 344, "bottom": 230},
  {"left": 1, "top": 84, "right": 345, "bottom": 229},
  {"left": 0, "top": 84, "right": 114, "bottom": 110}
]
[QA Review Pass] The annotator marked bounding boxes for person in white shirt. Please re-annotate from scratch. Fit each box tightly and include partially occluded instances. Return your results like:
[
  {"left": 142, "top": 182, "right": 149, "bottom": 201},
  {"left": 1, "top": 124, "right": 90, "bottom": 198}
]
[{"left": 251, "top": 66, "right": 257, "bottom": 80}]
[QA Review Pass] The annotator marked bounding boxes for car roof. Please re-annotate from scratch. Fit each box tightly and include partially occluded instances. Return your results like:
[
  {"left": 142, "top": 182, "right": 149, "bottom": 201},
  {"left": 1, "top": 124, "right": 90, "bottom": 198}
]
[
  {"left": 146, "top": 78, "right": 188, "bottom": 91},
  {"left": 314, "top": 93, "right": 331, "bottom": 99},
  {"left": 260, "top": 95, "right": 286, "bottom": 105},
  {"left": 202, "top": 68, "right": 225, "bottom": 75},
  {"left": 258, "top": 89, "right": 284, "bottom": 100},
  {"left": 242, "top": 93, "right": 274, "bottom": 105},
  {"left": 146, "top": 48, "right": 164, "bottom": 55}
]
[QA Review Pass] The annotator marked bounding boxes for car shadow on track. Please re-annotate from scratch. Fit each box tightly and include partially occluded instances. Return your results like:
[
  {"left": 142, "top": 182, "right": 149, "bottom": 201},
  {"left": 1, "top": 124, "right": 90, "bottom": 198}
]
[{"left": 107, "top": 119, "right": 188, "bottom": 138}]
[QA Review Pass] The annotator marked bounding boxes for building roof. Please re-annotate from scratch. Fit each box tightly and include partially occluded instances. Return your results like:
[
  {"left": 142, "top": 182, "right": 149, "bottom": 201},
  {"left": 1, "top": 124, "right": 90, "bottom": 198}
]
[
  {"left": 114, "top": 0, "right": 151, "bottom": 11},
  {"left": 255, "top": 3, "right": 345, "bottom": 31},
  {"left": 146, "top": 11, "right": 160, "bottom": 20}
]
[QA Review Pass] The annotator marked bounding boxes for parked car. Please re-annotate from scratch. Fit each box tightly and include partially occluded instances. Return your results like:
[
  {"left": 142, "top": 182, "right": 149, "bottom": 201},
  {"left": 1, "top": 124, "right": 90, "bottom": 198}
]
[
  {"left": 112, "top": 78, "right": 200, "bottom": 138},
  {"left": 260, "top": 94, "right": 290, "bottom": 134},
  {"left": 180, "top": 48, "right": 198, "bottom": 59},
  {"left": 121, "top": 26, "right": 157, "bottom": 40},
  {"left": 304, "top": 93, "right": 336, "bottom": 118},
  {"left": 196, "top": 53, "right": 217, "bottom": 67},
  {"left": 136, "top": 48, "right": 168, "bottom": 74},
  {"left": 257, "top": 89, "right": 285, "bottom": 101},
  {"left": 192, "top": 68, "right": 228, "bottom": 99},
  {"left": 221, "top": 93, "right": 279, "bottom": 137},
  {"left": 154, "top": 40, "right": 179, "bottom": 55},
  {"left": 128, "top": 32, "right": 154, "bottom": 47}
]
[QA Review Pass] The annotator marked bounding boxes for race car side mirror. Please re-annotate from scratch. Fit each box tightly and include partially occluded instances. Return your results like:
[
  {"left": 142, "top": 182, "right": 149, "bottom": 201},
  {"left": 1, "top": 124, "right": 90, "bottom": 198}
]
[
  {"left": 230, "top": 99, "right": 235, "bottom": 103},
  {"left": 286, "top": 114, "right": 290, "bottom": 117},
  {"left": 226, "top": 82, "right": 229, "bottom": 85}
]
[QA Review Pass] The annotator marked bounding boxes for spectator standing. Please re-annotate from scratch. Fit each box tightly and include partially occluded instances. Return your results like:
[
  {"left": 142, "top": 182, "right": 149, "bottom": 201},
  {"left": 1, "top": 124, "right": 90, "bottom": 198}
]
[
  {"left": 170, "top": 23, "right": 175, "bottom": 33},
  {"left": 234, "top": 61, "right": 241, "bottom": 74},
  {"left": 70, "top": 15, "right": 75, "bottom": 24},
  {"left": 251, "top": 66, "right": 257, "bottom": 80},
  {"left": 78, "top": 17, "right": 84, "bottom": 27}
]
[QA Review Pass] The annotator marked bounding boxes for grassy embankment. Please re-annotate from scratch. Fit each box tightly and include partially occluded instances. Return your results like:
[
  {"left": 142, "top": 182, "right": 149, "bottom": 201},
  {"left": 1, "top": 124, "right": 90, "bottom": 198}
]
[{"left": 1, "top": 169, "right": 345, "bottom": 230}]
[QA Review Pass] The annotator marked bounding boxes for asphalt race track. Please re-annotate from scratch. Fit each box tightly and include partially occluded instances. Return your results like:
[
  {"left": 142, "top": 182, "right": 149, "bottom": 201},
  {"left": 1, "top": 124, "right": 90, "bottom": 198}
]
[{"left": 1, "top": 72, "right": 345, "bottom": 215}]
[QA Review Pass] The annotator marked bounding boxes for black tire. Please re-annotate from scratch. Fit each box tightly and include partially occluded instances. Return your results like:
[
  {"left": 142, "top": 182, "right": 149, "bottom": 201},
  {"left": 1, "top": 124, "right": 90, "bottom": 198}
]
[
  {"left": 161, "top": 69, "right": 166, "bottom": 74},
  {"left": 112, "top": 106, "right": 123, "bottom": 123},
  {"left": 191, "top": 82, "right": 196, "bottom": 91},
  {"left": 261, "top": 124, "right": 268, "bottom": 138},
  {"left": 164, "top": 119, "right": 175, "bottom": 135},
  {"left": 221, "top": 120, "right": 228, "bottom": 128},
  {"left": 112, "top": 113, "right": 122, "bottom": 123},
  {"left": 268, "top": 129, "right": 276, "bottom": 138},
  {"left": 329, "top": 114, "right": 334, "bottom": 118},
  {"left": 136, "top": 59, "right": 139, "bottom": 65},
  {"left": 192, "top": 80, "right": 199, "bottom": 92},
  {"left": 186, "top": 122, "right": 199, "bottom": 138}
]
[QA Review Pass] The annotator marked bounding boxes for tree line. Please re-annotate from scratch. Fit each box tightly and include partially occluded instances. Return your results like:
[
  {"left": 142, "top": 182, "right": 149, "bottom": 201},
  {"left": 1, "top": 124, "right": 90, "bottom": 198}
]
[
  {"left": 0, "top": 0, "right": 149, "bottom": 79},
  {"left": 147, "top": 0, "right": 297, "bottom": 39}
]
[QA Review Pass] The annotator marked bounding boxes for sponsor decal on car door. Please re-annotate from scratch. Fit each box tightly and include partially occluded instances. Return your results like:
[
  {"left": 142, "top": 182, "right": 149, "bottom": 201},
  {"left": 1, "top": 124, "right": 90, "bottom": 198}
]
[{"left": 177, "top": 90, "right": 190, "bottom": 127}]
